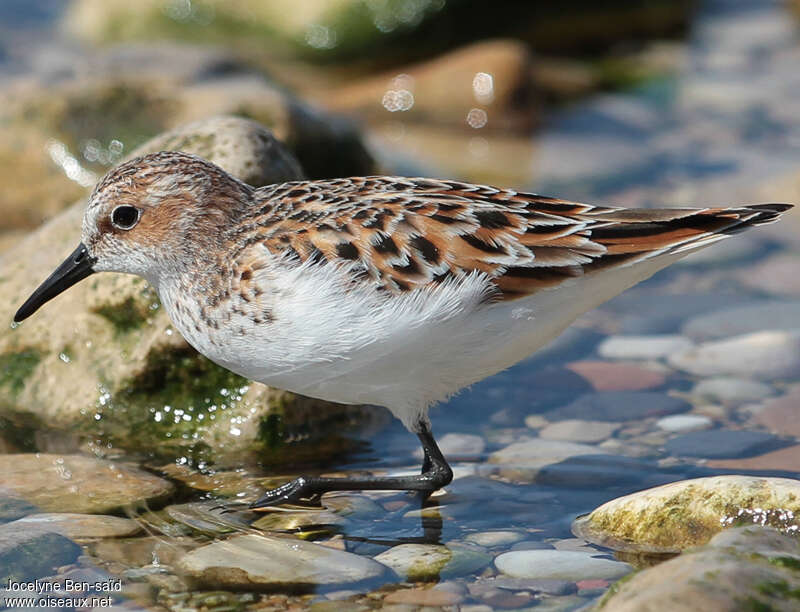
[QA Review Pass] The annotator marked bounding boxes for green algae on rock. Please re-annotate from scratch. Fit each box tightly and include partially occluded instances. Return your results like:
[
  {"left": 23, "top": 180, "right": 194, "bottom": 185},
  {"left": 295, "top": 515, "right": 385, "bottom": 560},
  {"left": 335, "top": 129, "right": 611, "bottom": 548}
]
[
  {"left": 573, "top": 475, "right": 800, "bottom": 554},
  {"left": 595, "top": 526, "right": 800, "bottom": 611}
]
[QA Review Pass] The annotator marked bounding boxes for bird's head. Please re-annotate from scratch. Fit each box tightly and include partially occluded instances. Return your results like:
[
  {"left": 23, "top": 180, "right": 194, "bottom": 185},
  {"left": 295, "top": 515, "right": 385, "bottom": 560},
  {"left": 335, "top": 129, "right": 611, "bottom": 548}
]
[{"left": 14, "top": 151, "right": 252, "bottom": 322}]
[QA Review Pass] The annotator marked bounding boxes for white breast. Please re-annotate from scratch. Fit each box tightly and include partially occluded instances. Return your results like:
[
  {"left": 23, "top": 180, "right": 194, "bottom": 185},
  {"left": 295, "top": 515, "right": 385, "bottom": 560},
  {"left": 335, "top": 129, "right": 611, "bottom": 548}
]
[{"left": 158, "top": 250, "right": 684, "bottom": 431}]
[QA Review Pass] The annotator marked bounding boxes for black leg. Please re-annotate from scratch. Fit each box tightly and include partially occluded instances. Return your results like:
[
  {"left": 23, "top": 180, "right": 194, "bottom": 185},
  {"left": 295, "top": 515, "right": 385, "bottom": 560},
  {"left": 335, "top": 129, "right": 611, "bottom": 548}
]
[{"left": 249, "top": 423, "right": 453, "bottom": 510}]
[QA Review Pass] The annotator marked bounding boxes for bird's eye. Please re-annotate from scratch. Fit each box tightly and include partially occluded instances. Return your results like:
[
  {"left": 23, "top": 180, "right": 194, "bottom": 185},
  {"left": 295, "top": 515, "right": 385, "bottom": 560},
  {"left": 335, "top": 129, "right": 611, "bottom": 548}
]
[{"left": 111, "top": 205, "right": 141, "bottom": 230}]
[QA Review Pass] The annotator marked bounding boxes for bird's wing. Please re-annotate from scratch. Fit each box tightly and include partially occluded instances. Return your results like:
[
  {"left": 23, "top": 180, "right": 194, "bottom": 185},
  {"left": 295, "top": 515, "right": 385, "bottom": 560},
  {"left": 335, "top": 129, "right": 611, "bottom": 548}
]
[{"left": 228, "top": 176, "right": 790, "bottom": 301}]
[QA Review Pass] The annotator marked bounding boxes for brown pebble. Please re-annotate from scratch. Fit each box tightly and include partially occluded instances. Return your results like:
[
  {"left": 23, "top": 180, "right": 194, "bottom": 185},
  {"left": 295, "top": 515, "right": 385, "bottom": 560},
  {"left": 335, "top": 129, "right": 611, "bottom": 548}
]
[{"left": 384, "top": 587, "right": 463, "bottom": 606}]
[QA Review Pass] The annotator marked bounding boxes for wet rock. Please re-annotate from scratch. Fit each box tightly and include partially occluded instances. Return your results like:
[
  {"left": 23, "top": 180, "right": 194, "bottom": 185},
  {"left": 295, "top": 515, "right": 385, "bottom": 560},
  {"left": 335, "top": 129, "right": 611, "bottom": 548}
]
[
  {"left": 495, "top": 550, "right": 631, "bottom": 581},
  {"left": 754, "top": 386, "right": 800, "bottom": 437},
  {"left": 374, "top": 543, "right": 491, "bottom": 582},
  {"left": 0, "top": 116, "right": 369, "bottom": 461},
  {"left": 596, "top": 526, "right": 800, "bottom": 611},
  {"left": 669, "top": 330, "right": 800, "bottom": 381},
  {"left": 538, "top": 420, "right": 619, "bottom": 443},
  {"left": 691, "top": 377, "right": 774, "bottom": 405},
  {"left": 327, "top": 40, "right": 537, "bottom": 131},
  {"left": 0, "top": 453, "right": 174, "bottom": 513},
  {"left": 597, "top": 334, "right": 694, "bottom": 360},
  {"left": 655, "top": 414, "right": 712, "bottom": 433},
  {"left": 9, "top": 513, "right": 142, "bottom": 539},
  {"left": 546, "top": 391, "right": 691, "bottom": 422},
  {"left": 0, "top": 524, "right": 81, "bottom": 583},
  {"left": 665, "top": 429, "right": 782, "bottom": 459},
  {"left": 165, "top": 502, "right": 254, "bottom": 536},
  {"left": 681, "top": 300, "right": 800, "bottom": 340},
  {"left": 566, "top": 361, "right": 666, "bottom": 391},
  {"left": 321, "top": 494, "right": 383, "bottom": 519},
  {"left": 90, "top": 535, "right": 196, "bottom": 567},
  {"left": 178, "top": 534, "right": 387, "bottom": 589},
  {"left": 573, "top": 476, "right": 800, "bottom": 554}
]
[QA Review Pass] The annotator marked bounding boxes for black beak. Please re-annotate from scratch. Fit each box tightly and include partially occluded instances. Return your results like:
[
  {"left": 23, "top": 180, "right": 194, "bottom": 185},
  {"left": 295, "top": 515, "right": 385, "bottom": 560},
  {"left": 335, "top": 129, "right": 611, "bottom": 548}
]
[{"left": 14, "top": 243, "right": 97, "bottom": 323}]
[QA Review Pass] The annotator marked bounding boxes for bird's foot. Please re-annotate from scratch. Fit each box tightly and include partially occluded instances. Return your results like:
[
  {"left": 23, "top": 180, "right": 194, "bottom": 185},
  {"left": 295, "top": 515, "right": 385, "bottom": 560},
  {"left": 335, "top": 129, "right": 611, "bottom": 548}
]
[{"left": 250, "top": 477, "right": 323, "bottom": 510}]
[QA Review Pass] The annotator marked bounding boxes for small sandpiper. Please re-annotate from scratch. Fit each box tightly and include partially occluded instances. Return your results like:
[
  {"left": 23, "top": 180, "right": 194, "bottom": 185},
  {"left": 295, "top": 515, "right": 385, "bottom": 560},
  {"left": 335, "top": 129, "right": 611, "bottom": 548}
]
[{"left": 14, "top": 151, "right": 793, "bottom": 508}]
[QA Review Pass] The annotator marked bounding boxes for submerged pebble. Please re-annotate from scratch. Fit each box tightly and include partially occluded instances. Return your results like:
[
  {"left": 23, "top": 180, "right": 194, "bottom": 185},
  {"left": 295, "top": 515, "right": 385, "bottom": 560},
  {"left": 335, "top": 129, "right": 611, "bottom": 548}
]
[
  {"left": 494, "top": 549, "right": 632, "bottom": 581},
  {"left": 9, "top": 513, "right": 142, "bottom": 539},
  {"left": 373, "top": 543, "right": 492, "bottom": 581}
]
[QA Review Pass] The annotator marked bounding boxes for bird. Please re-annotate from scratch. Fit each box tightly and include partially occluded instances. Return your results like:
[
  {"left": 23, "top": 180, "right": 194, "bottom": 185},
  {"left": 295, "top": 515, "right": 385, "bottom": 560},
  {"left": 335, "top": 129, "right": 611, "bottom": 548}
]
[{"left": 13, "top": 151, "right": 793, "bottom": 509}]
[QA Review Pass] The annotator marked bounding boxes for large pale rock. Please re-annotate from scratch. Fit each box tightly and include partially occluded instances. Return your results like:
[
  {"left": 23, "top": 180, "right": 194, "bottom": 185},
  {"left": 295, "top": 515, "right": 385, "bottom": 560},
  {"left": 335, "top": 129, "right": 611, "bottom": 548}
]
[
  {"left": 0, "top": 454, "right": 174, "bottom": 514},
  {"left": 595, "top": 527, "right": 800, "bottom": 611},
  {"left": 0, "top": 116, "right": 365, "bottom": 460},
  {"left": 177, "top": 534, "right": 387, "bottom": 589},
  {"left": 573, "top": 475, "right": 800, "bottom": 554}
]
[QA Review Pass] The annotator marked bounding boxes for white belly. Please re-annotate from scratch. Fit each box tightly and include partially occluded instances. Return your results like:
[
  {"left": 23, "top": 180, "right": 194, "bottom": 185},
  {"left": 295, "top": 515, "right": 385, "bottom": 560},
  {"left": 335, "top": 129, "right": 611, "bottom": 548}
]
[{"left": 160, "top": 253, "right": 683, "bottom": 430}]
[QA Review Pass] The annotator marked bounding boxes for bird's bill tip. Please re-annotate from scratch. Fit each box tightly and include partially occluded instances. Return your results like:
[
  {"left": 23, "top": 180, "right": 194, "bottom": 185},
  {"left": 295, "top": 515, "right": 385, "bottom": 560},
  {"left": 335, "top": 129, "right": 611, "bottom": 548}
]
[{"left": 13, "top": 243, "right": 96, "bottom": 323}]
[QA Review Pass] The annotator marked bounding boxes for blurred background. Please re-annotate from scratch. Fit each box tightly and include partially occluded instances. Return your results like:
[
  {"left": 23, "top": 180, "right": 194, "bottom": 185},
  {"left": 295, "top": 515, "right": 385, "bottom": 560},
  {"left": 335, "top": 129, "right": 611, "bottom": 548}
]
[{"left": 2, "top": 1, "right": 800, "bottom": 610}]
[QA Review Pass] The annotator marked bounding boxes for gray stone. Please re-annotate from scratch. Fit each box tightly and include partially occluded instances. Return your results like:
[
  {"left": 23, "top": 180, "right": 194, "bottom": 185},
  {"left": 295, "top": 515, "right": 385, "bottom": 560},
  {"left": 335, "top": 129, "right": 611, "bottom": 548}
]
[
  {"left": 572, "top": 475, "right": 800, "bottom": 554},
  {"left": 9, "top": 513, "right": 142, "bottom": 539},
  {"left": 546, "top": 392, "right": 691, "bottom": 422},
  {"left": 494, "top": 549, "right": 631, "bottom": 581},
  {"left": 413, "top": 433, "right": 485, "bottom": 462},
  {"left": 655, "top": 414, "right": 713, "bottom": 433},
  {"left": 373, "top": 543, "right": 492, "bottom": 582},
  {"left": 178, "top": 534, "right": 386, "bottom": 589},
  {"left": 0, "top": 524, "right": 81, "bottom": 583},
  {"left": 539, "top": 419, "right": 619, "bottom": 443},
  {"left": 681, "top": 301, "right": 800, "bottom": 340},
  {"left": 692, "top": 377, "right": 774, "bottom": 404},
  {"left": 0, "top": 454, "right": 173, "bottom": 514},
  {"left": 488, "top": 439, "right": 608, "bottom": 469},
  {"left": 598, "top": 334, "right": 694, "bottom": 360},
  {"left": 668, "top": 331, "right": 800, "bottom": 381},
  {"left": 464, "top": 531, "right": 527, "bottom": 547},
  {"left": 0, "top": 496, "right": 36, "bottom": 523},
  {"left": 492, "top": 577, "right": 577, "bottom": 596},
  {"left": 597, "top": 526, "right": 800, "bottom": 611},
  {"left": 665, "top": 429, "right": 781, "bottom": 459}
]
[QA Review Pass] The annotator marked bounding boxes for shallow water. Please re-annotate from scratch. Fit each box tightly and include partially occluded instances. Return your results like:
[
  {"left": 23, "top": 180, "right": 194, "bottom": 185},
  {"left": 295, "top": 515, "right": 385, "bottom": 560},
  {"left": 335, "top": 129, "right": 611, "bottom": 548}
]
[{"left": 2, "top": 0, "right": 800, "bottom": 610}]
